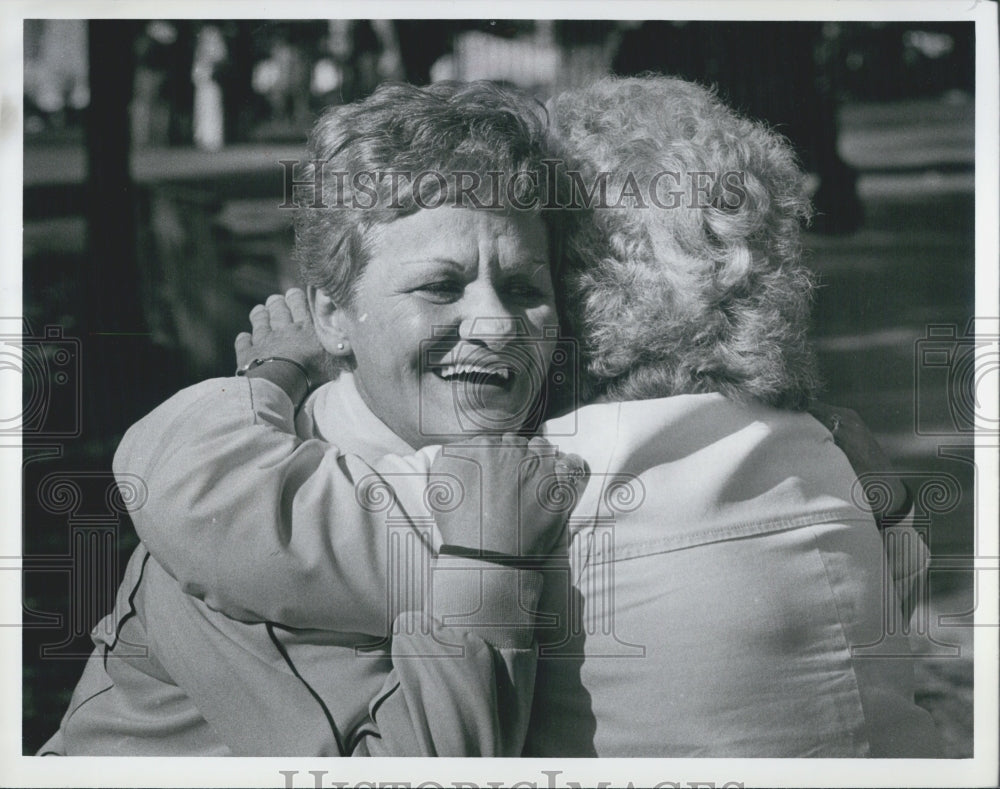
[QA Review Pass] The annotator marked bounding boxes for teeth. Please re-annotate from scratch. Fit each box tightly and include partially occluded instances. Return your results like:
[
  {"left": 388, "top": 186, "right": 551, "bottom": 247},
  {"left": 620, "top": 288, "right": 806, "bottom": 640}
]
[{"left": 436, "top": 364, "right": 511, "bottom": 380}]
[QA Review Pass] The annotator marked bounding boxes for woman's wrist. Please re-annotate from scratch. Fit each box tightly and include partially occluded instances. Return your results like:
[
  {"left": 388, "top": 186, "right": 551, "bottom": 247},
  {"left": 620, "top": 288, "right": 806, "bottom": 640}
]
[
  {"left": 437, "top": 543, "right": 548, "bottom": 568},
  {"left": 237, "top": 357, "right": 312, "bottom": 408}
]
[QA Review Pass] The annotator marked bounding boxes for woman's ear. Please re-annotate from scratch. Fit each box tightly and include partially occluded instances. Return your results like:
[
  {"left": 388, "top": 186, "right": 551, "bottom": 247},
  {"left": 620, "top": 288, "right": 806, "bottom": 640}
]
[{"left": 307, "top": 285, "right": 353, "bottom": 357}]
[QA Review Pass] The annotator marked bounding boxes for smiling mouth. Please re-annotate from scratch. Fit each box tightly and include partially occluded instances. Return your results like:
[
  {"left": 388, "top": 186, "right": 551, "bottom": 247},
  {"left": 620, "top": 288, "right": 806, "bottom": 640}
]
[{"left": 432, "top": 363, "right": 516, "bottom": 389}]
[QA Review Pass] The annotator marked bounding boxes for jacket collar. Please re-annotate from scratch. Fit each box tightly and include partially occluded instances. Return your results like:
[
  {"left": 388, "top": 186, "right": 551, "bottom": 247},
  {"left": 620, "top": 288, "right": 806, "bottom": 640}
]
[{"left": 298, "top": 372, "right": 417, "bottom": 461}]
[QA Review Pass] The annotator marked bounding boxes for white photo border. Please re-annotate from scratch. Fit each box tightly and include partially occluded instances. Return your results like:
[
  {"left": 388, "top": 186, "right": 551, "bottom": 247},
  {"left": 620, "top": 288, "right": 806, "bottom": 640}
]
[{"left": 2, "top": 1, "right": 997, "bottom": 787}]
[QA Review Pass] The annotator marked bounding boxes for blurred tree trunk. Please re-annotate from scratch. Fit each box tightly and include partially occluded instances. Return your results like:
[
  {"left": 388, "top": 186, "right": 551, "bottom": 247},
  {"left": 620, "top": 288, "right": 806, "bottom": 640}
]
[
  {"left": 84, "top": 20, "right": 145, "bottom": 440},
  {"left": 224, "top": 22, "right": 255, "bottom": 143}
]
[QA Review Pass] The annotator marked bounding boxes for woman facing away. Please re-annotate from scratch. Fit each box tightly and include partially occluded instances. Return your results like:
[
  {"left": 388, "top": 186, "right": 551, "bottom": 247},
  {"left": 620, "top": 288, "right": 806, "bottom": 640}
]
[
  {"left": 51, "top": 76, "right": 941, "bottom": 757},
  {"left": 523, "top": 75, "right": 941, "bottom": 756}
]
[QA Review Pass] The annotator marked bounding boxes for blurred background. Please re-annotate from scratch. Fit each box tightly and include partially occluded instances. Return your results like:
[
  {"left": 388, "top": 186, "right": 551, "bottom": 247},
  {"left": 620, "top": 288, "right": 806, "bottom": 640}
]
[{"left": 21, "top": 19, "right": 978, "bottom": 756}]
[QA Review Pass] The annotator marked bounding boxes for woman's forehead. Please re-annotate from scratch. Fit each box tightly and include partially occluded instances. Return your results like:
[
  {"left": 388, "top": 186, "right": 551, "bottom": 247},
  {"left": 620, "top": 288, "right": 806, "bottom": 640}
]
[{"left": 371, "top": 208, "right": 549, "bottom": 266}]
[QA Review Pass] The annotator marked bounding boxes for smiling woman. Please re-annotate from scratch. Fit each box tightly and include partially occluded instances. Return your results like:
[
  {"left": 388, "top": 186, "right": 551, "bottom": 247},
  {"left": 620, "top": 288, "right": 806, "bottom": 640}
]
[
  {"left": 293, "top": 80, "right": 564, "bottom": 446},
  {"left": 42, "top": 80, "right": 579, "bottom": 757},
  {"left": 312, "top": 207, "right": 556, "bottom": 447}
]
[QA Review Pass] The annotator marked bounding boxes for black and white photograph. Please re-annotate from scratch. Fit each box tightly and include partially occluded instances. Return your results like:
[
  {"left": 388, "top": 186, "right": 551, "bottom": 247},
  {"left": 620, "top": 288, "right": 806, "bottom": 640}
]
[{"left": 3, "top": 1, "right": 998, "bottom": 787}]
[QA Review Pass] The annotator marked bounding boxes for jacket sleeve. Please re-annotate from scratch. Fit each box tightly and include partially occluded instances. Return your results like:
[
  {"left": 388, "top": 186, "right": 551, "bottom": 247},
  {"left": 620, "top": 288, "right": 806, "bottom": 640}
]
[
  {"left": 352, "top": 556, "right": 543, "bottom": 756},
  {"left": 113, "top": 378, "right": 547, "bottom": 755},
  {"left": 114, "top": 377, "right": 443, "bottom": 632},
  {"left": 45, "top": 546, "right": 544, "bottom": 757}
]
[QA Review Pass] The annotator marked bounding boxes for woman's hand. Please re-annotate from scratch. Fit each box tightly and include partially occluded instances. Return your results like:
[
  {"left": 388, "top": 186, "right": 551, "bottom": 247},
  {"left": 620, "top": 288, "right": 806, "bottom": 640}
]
[
  {"left": 234, "top": 288, "right": 336, "bottom": 404},
  {"left": 430, "top": 434, "right": 588, "bottom": 559},
  {"left": 808, "top": 401, "right": 911, "bottom": 525}
]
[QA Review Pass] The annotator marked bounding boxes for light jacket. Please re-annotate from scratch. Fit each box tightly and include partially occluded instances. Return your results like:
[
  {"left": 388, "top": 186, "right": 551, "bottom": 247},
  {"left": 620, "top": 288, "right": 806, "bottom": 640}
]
[
  {"left": 526, "top": 394, "right": 940, "bottom": 756},
  {"left": 40, "top": 374, "right": 543, "bottom": 756},
  {"left": 50, "top": 375, "right": 939, "bottom": 756}
]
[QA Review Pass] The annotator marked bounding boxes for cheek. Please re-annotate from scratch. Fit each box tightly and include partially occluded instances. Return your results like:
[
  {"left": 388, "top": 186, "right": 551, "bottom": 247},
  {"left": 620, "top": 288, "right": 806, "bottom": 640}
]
[
  {"left": 356, "top": 299, "right": 437, "bottom": 365},
  {"left": 524, "top": 304, "right": 558, "bottom": 375},
  {"left": 397, "top": 309, "right": 440, "bottom": 368},
  {"left": 525, "top": 302, "right": 558, "bottom": 335}
]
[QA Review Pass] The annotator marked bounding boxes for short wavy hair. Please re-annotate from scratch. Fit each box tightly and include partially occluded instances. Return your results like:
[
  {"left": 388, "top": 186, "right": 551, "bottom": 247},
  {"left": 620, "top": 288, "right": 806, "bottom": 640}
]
[
  {"left": 551, "top": 75, "right": 819, "bottom": 409},
  {"left": 295, "top": 81, "right": 555, "bottom": 309}
]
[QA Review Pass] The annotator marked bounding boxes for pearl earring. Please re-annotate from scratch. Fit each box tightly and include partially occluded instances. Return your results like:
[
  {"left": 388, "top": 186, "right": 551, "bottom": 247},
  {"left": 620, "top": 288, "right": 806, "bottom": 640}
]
[{"left": 336, "top": 342, "right": 345, "bottom": 351}]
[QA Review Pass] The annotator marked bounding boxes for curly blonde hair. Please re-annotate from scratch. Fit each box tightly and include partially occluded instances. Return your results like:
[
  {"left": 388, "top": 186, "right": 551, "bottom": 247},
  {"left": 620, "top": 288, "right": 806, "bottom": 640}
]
[{"left": 551, "top": 75, "right": 819, "bottom": 409}]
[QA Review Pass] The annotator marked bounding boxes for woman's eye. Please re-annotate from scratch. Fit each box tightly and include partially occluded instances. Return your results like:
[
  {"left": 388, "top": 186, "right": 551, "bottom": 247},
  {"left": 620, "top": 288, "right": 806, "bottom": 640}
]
[
  {"left": 417, "top": 281, "right": 463, "bottom": 301},
  {"left": 505, "top": 282, "right": 549, "bottom": 302}
]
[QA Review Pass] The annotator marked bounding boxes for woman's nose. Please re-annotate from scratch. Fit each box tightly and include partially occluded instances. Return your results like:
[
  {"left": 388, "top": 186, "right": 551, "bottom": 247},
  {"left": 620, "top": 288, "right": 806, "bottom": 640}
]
[
  {"left": 460, "top": 315, "right": 525, "bottom": 349},
  {"left": 458, "top": 290, "right": 523, "bottom": 350}
]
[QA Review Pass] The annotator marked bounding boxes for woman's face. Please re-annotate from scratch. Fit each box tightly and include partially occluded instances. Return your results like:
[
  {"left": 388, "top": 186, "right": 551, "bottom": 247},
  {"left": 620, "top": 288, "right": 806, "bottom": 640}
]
[{"left": 334, "top": 207, "right": 557, "bottom": 448}]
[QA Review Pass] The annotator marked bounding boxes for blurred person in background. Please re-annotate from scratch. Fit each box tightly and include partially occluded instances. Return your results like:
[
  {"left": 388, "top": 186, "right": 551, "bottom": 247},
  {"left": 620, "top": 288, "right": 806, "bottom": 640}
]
[
  {"left": 325, "top": 20, "right": 405, "bottom": 103},
  {"left": 23, "top": 19, "right": 89, "bottom": 133},
  {"left": 192, "top": 24, "right": 227, "bottom": 151},
  {"left": 130, "top": 22, "right": 177, "bottom": 148},
  {"left": 253, "top": 36, "right": 312, "bottom": 129}
]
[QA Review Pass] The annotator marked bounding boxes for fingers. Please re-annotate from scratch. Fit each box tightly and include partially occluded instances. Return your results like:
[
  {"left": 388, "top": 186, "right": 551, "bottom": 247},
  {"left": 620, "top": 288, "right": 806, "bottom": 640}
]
[
  {"left": 249, "top": 304, "right": 270, "bottom": 344},
  {"left": 266, "top": 293, "right": 293, "bottom": 328},
  {"left": 554, "top": 453, "right": 588, "bottom": 485},
  {"left": 441, "top": 433, "right": 562, "bottom": 463},
  {"left": 252, "top": 289, "right": 308, "bottom": 335},
  {"left": 234, "top": 332, "right": 253, "bottom": 356},
  {"left": 285, "top": 287, "right": 310, "bottom": 323},
  {"left": 526, "top": 435, "right": 552, "bottom": 453}
]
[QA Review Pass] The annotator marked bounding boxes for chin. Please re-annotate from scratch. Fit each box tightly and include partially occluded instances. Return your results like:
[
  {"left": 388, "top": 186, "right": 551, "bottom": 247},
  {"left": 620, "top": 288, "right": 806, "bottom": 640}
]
[{"left": 419, "top": 405, "right": 529, "bottom": 441}]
